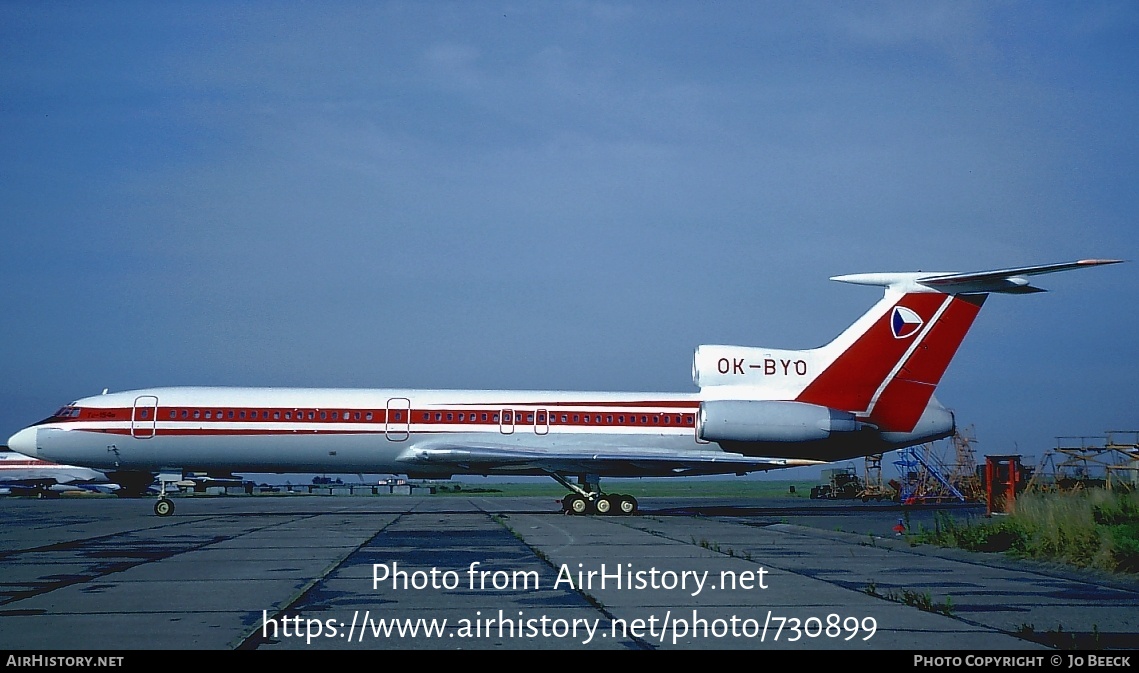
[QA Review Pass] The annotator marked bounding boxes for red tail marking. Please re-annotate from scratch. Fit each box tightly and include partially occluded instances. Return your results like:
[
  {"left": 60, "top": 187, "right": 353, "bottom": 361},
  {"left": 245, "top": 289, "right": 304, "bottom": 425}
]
[
  {"left": 796, "top": 293, "right": 946, "bottom": 412},
  {"left": 868, "top": 294, "right": 984, "bottom": 432}
]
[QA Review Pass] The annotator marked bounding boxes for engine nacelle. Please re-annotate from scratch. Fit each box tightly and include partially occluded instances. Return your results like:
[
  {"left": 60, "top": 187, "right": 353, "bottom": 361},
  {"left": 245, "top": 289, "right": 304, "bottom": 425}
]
[{"left": 698, "top": 400, "right": 862, "bottom": 444}]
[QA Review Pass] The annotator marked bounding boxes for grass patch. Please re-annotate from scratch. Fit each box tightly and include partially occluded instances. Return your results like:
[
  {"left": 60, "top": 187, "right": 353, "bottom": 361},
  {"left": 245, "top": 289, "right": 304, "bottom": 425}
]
[
  {"left": 911, "top": 488, "right": 1139, "bottom": 574},
  {"left": 864, "top": 581, "right": 954, "bottom": 616}
]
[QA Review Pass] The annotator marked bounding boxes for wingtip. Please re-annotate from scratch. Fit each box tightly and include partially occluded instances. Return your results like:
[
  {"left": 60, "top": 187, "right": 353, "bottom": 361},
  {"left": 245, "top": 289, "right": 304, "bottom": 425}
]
[{"left": 1077, "top": 258, "right": 1125, "bottom": 266}]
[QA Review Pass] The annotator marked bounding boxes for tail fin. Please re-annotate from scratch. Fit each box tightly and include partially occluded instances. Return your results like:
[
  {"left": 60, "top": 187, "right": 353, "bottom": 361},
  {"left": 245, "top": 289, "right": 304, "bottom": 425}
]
[
  {"left": 695, "top": 259, "right": 1122, "bottom": 433},
  {"left": 795, "top": 290, "right": 984, "bottom": 431}
]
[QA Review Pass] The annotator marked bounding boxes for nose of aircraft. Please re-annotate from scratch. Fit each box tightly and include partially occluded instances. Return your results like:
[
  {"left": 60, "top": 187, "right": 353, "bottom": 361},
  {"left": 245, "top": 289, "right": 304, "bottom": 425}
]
[{"left": 7, "top": 427, "right": 38, "bottom": 457}]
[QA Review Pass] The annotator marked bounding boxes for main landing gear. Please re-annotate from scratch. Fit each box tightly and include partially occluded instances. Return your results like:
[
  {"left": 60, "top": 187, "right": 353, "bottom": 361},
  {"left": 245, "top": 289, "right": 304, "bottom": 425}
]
[{"left": 552, "top": 474, "right": 638, "bottom": 516}]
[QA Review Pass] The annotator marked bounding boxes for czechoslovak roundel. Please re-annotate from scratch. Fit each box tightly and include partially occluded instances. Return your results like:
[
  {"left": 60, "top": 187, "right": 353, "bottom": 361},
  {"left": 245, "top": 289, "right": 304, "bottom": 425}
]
[{"left": 891, "top": 306, "right": 924, "bottom": 339}]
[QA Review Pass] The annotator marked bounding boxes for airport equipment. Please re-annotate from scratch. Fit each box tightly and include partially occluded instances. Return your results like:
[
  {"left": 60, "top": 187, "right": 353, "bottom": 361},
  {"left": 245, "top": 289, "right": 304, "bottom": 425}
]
[
  {"left": 858, "top": 454, "right": 896, "bottom": 501},
  {"left": 894, "top": 444, "right": 967, "bottom": 504},
  {"left": 809, "top": 466, "right": 865, "bottom": 500},
  {"left": 984, "top": 455, "right": 1026, "bottom": 515}
]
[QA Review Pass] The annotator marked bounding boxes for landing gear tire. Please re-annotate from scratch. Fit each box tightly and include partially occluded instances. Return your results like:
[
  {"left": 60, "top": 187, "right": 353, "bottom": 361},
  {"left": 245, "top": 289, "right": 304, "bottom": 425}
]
[
  {"left": 617, "top": 494, "right": 638, "bottom": 515},
  {"left": 154, "top": 498, "right": 175, "bottom": 517},
  {"left": 594, "top": 495, "right": 613, "bottom": 515},
  {"left": 563, "top": 494, "right": 588, "bottom": 515}
]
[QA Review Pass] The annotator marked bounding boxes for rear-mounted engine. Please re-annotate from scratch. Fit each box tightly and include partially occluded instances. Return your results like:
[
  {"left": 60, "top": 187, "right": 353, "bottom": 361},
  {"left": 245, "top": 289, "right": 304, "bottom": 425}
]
[{"left": 697, "top": 400, "right": 863, "bottom": 443}]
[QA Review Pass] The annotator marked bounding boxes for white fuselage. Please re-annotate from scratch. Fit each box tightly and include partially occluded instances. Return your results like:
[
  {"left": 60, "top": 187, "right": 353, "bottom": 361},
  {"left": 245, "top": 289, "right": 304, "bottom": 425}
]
[{"left": 12, "top": 387, "right": 710, "bottom": 477}]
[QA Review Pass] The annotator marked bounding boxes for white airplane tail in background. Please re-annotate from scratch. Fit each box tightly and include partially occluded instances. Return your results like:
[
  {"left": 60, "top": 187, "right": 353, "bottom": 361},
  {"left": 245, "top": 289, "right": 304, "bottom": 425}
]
[{"left": 694, "top": 259, "right": 1123, "bottom": 438}]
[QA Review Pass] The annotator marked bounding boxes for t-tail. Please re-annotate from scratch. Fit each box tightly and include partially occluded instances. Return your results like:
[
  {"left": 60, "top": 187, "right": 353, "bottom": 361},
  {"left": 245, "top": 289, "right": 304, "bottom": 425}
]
[{"left": 693, "top": 259, "right": 1122, "bottom": 461}]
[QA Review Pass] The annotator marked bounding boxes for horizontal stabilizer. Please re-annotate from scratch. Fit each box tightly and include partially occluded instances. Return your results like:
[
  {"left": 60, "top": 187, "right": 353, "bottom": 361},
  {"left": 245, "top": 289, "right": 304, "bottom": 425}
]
[{"left": 832, "top": 259, "right": 1122, "bottom": 294}]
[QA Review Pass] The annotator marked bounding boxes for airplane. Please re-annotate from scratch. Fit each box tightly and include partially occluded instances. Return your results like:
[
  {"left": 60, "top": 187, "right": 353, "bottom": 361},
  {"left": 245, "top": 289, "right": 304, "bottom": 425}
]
[
  {"left": 0, "top": 449, "right": 119, "bottom": 496},
  {"left": 5, "top": 259, "right": 1122, "bottom": 517}
]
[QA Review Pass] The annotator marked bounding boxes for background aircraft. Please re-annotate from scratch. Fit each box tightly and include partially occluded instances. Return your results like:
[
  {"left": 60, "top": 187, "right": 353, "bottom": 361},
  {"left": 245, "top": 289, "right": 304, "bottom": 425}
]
[{"left": 0, "top": 449, "right": 118, "bottom": 496}]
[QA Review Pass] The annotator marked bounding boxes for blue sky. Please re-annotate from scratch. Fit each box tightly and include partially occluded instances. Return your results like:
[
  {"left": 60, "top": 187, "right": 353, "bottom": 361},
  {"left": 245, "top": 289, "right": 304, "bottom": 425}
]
[{"left": 2, "top": 2, "right": 1136, "bottom": 472}]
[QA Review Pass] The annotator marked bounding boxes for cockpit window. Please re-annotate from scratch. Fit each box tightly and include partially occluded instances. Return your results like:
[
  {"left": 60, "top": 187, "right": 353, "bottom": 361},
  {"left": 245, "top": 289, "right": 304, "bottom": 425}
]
[{"left": 53, "top": 406, "right": 81, "bottom": 418}]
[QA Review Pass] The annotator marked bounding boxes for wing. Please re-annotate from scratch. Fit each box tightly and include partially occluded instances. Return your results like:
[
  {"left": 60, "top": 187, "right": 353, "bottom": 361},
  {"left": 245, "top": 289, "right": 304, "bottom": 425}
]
[{"left": 397, "top": 441, "right": 824, "bottom": 477}]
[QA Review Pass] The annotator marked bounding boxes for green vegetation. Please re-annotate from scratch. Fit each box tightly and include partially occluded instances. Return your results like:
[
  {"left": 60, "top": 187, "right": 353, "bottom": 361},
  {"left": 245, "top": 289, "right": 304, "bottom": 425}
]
[
  {"left": 864, "top": 581, "right": 954, "bottom": 616},
  {"left": 912, "top": 488, "right": 1139, "bottom": 573},
  {"left": 1015, "top": 623, "right": 1106, "bottom": 650}
]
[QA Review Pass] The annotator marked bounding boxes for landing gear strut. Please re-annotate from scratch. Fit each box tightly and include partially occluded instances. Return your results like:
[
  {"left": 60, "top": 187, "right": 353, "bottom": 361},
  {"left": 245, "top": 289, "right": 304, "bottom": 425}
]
[
  {"left": 153, "top": 479, "right": 175, "bottom": 517},
  {"left": 552, "top": 474, "right": 637, "bottom": 515}
]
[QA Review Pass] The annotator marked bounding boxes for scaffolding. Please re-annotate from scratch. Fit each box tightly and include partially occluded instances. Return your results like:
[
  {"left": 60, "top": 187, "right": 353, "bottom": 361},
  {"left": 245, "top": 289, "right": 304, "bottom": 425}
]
[
  {"left": 948, "top": 426, "right": 985, "bottom": 502},
  {"left": 891, "top": 428, "right": 983, "bottom": 504},
  {"left": 1105, "top": 431, "right": 1139, "bottom": 491},
  {"left": 858, "top": 454, "right": 895, "bottom": 501},
  {"left": 1026, "top": 431, "right": 1139, "bottom": 493}
]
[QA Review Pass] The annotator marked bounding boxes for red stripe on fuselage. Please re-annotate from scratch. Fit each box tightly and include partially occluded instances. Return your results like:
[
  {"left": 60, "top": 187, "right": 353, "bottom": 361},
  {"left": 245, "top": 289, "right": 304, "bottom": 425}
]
[
  {"left": 51, "top": 400, "right": 698, "bottom": 424},
  {"left": 43, "top": 401, "right": 700, "bottom": 435}
]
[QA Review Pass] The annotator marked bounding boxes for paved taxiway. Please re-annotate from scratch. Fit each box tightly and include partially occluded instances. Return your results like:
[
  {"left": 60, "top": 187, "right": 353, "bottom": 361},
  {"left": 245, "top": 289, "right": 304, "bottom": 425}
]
[{"left": 1, "top": 496, "right": 1137, "bottom": 650}]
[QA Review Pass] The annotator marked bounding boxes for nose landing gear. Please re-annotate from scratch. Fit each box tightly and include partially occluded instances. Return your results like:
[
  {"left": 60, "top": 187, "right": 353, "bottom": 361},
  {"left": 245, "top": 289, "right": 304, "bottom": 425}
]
[{"left": 153, "top": 476, "right": 176, "bottom": 517}]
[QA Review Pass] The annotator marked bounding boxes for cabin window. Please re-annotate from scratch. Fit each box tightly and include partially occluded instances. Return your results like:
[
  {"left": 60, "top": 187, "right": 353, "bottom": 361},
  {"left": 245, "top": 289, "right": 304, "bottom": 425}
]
[
  {"left": 273, "top": 411, "right": 280, "bottom": 420},
  {"left": 435, "top": 413, "right": 442, "bottom": 421},
  {"left": 182, "top": 410, "right": 189, "bottom": 419},
  {"left": 365, "top": 412, "right": 373, "bottom": 421}
]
